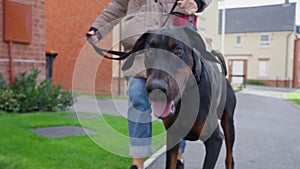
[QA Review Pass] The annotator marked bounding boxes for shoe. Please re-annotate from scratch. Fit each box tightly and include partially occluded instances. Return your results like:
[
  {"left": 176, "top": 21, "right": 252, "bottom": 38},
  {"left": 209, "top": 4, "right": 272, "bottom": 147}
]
[
  {"left": 176, "top": 159, "right": 184, "bottom": 169},
  {"left": 130, "top": 165, "right": 138, "bottom": 169}
]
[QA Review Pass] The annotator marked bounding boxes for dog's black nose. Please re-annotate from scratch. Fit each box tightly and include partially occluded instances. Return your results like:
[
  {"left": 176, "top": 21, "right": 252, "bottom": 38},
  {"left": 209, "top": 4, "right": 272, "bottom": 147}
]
[
  {"left": 146, "top": 79, "right": 168, "bottom": 101},
  {"left": 146, "top": 79, "right": 167, "bottom": 94}
]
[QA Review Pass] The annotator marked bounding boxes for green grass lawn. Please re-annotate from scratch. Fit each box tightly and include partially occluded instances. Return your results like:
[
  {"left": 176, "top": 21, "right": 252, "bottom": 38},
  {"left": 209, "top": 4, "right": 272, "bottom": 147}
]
[
  {"left": 0, "top": 112, "right": 165, "bottom": 169},
  {"left": 285, "top": 92, "right": 300, "bottom": 106}
]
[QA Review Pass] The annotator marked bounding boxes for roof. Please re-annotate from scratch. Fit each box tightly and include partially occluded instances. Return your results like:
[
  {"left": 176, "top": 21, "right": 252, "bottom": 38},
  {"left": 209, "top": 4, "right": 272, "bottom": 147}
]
[{"left": 218, "top": 3, "right": 296, "bottom": 34}]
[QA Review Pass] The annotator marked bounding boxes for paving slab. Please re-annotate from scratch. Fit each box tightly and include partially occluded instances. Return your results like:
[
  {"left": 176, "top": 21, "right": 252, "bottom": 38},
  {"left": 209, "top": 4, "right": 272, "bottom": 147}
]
[{"left": 31, "top": 126, "right": 97, "bottom": 138}]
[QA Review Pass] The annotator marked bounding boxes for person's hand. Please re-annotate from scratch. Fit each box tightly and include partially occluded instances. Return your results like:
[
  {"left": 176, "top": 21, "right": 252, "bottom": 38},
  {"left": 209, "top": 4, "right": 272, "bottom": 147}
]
[
  {"left": 86, "top": 30, "right": 99, "bottom": 44},
  {"left": 177, "top": 0, "right": 198, "bottom": 15}
]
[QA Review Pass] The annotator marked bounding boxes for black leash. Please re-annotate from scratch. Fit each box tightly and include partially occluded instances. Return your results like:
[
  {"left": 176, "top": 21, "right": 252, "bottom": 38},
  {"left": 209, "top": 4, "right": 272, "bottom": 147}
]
[
  {"left": 86, "top": 37, "right": 130, "bottom": 60},
  {"left": 86, "top": 0, "right": 195, "bottom": 60}
]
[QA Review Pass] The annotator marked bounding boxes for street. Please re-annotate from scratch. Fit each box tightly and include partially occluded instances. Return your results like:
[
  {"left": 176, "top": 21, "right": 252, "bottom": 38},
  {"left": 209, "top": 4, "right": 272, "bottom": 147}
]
[{"left": 147, "top": 87, "right": 300, "bottom": 169}]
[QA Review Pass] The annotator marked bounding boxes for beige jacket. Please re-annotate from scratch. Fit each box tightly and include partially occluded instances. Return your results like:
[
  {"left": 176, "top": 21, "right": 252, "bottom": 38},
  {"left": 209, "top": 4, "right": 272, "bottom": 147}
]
[{"left": 91, "top": 0, "right": 211, "bottom": 77}]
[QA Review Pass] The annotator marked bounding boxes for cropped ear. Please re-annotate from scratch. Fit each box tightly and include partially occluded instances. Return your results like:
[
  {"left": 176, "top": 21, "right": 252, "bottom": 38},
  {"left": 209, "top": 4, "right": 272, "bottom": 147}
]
[
  {"left": 121, "top": 33, "right": 150, "bottom": 71},
  {"left": 182, "top": 27, "right": 220, "bottom": 64}
]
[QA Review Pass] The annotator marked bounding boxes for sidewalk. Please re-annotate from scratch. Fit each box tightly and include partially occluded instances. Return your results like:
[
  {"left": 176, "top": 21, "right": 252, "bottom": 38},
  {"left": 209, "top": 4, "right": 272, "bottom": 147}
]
[
  {"left": 70, "top": 96, "right": 128, "bottom": 117},
  {"left": 239, "top": 85, "right": 299, "bottom": 99}
]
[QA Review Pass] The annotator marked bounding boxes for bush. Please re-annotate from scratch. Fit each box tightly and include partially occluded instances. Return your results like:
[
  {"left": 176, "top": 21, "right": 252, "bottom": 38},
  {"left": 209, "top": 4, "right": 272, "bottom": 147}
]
[
  {"left": 246, "top": 80, "right": 267, "bottom": 86},
  {"left": 0, "top": 88, "right": 24, "bottom": 113},
  {"left": 0, "top": 68, "right": 73, "bottom": 113}
]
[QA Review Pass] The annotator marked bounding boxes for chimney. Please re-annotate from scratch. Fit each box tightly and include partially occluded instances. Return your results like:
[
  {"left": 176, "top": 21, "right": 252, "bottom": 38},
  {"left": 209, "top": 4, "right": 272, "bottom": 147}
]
[{"left": 285, "top": 0, "right": 289, "bottom": 4}]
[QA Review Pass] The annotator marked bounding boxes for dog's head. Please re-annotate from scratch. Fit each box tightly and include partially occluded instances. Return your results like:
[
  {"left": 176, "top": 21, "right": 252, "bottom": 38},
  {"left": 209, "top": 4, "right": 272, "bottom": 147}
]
[{"left": 122, "top": 26, "right": 218, "bottom": 119}]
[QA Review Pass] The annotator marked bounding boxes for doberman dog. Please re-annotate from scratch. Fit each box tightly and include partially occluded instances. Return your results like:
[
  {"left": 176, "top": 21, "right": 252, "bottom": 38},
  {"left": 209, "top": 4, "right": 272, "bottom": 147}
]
[{"left": 122, "top": 26, "right": 236, "bottom": 169}]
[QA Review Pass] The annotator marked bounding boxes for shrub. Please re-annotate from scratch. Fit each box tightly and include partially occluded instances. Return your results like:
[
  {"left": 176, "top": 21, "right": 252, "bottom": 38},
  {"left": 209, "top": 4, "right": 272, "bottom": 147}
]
[
  {"left": 36, "top": 78, "right": 73, "bottom": 111},
  {"left": 246, "top": 80, "right": 267, "bottom": 86},
  {"left": 0, "top": 88, "right": 24, "bottom": 113},
  {"left": 0, "top": 68, "right": 73, "bottom": 113},
  {"left": 11, "top": 69, "right": 41, "bottom": 112}
]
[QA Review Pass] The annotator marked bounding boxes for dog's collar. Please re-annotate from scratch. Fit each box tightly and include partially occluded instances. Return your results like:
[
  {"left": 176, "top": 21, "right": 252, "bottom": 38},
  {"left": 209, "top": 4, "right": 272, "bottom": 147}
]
[
  {"left": 192, "top": 48, "right": 202, "bottom": 83},
  {"left": 193, "top": 65, "right": 201, "bottom": 83},
  {"left": 186, "top": 67, "right": 201, "bottom": 90}
]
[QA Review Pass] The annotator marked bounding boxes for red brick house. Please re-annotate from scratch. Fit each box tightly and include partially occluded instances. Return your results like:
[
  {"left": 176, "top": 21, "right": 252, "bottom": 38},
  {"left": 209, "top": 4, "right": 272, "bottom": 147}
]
[
  {"left": 1, "top": 0, "right": 46, "bottom": 84},
  {"left": 46, "top": 0, "right": 113, "bottom": 94},
  {"left": 1, "top": 0, "right": 114, "bottom": 94}
]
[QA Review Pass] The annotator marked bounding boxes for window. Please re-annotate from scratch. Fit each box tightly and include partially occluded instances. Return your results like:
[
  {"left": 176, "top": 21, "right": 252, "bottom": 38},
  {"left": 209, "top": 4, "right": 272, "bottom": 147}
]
[
  {"left": 258, "top": 60, "right": 269, "bottom": 77},
  {"left": 259, "top": 34, "right": 271, "bottom": 47},
  {"left": 235, "top": 35, "right": 242, "bottom": 46}
]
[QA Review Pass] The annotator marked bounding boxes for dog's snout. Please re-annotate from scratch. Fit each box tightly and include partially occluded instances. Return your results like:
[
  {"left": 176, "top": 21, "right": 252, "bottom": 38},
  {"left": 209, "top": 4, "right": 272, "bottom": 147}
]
[
  {"left": 146, "top": 79, "right": 168, "bottom": 102},
  {"left": 146, "top": 79, "right": 168, "bottom": 94}
]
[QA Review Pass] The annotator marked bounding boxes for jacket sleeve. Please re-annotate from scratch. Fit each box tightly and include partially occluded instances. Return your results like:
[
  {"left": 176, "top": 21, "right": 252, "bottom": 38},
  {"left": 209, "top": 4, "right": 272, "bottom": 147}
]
[
  {"left": 195, "top": 0, "right": 211, "bottom": 12},
  {"left": 90, "top": 0, "right": 129, "bottom": 39}
]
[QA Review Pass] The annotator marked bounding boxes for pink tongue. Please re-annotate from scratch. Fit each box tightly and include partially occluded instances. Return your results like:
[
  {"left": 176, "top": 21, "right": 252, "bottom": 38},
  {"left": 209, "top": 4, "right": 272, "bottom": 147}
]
[{"left": 152, "top": 101, "right": 173, "bottom": 118}]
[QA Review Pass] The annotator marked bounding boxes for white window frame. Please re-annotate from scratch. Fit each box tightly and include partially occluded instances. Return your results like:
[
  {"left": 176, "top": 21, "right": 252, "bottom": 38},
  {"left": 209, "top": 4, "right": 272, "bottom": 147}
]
[
  {"left": 259, "top": 34, "right": 271, "bottom": 47},
  {"left": 258, "top": 60, "right": 269, "bottom": 77},
  {"left": 235, "top": 35, "right": 242, "bottom": 46}
]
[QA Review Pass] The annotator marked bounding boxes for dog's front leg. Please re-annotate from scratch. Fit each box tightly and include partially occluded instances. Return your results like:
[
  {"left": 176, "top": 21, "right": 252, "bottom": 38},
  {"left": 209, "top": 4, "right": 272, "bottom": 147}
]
[
  {"left": 165, "top": 137, "right": 179, "bottom": 169},
  {"left": 202, "top": 126, "right": 224, "bottom": 169},
  {"left": 163, "top": 118, "right": 180, "bottom": 169}
]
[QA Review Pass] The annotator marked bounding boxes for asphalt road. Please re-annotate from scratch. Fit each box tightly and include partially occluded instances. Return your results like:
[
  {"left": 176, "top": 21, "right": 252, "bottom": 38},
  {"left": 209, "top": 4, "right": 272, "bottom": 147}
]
[{"left": 147, "top": 88, "right": 300, "bottom": 169}]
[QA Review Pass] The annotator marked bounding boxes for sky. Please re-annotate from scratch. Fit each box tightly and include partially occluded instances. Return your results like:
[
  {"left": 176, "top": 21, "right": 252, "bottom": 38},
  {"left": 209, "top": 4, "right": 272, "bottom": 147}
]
[{"left": 219, "top": 0, "right": 300, "bottom": 24}]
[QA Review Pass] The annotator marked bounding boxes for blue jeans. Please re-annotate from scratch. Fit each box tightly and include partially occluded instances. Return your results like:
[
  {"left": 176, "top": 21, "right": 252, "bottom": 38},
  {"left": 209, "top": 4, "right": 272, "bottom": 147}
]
[{"left": 127, "top": 77, "right": 186, "bottom": 157}]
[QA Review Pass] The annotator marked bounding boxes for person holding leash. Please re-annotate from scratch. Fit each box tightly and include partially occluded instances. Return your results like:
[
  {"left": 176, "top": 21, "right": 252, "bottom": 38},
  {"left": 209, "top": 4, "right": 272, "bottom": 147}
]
[{"left": 86, "top": 0, "right": 211, "bottom": 168}]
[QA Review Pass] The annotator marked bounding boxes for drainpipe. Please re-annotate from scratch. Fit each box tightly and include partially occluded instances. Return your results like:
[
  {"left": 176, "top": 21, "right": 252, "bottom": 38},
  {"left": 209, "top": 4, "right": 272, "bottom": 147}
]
[
  {"left": 284, "top": 0, "right": 290, "bottom": 86},
  {"left": 292, "top": 38, "right": 299, "bottom": 87},
  {"left": 285, "top": 32, "right": 292, "bottom": 87},
  {"left": 8, "top": 41, "right": 14, "bottom": 85}
]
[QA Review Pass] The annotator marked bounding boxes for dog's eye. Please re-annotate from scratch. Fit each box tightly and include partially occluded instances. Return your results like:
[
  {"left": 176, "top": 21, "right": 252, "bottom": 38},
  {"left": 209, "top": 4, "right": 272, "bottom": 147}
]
[{"left": 174, "top": 47, "right": 183, "bottom": 56}]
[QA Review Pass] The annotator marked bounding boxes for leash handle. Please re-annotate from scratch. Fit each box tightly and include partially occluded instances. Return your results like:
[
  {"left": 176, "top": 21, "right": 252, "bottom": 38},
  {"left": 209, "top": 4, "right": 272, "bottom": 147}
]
[
  {"left": 187, "top": 14, "right": 196, "bottom": 30},
  {"left": 86, "top": 35, "right": 131, "bottom": 60}
]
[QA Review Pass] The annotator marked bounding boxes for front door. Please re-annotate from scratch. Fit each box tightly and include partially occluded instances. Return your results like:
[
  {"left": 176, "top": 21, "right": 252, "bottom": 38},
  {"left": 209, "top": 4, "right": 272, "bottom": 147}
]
[{"left": 231, "top": 60, "right": 244, "bottom": 84}]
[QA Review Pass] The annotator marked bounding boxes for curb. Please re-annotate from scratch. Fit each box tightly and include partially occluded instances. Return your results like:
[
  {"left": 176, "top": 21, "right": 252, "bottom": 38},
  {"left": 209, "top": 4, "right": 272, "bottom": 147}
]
[{"left": 144, "top": 145, "right": 166, "bottom": 169}]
